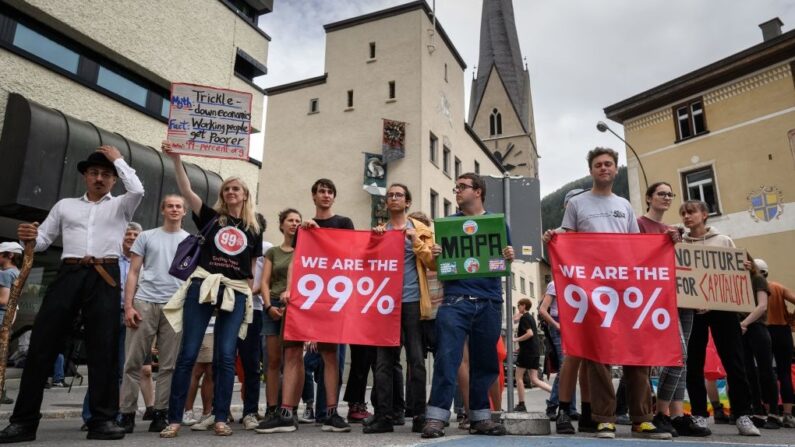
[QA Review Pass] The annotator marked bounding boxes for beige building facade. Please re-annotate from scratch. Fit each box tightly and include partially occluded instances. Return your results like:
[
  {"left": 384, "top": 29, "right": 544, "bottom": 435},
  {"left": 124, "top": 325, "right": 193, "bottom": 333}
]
[{"left": 604, "top": 19, "right": 795, "bottom": 289}]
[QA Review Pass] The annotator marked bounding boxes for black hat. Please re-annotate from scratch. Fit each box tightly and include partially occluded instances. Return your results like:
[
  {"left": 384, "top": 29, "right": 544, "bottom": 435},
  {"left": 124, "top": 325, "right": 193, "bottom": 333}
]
[{"left": 77, "top": 152, "right": 117, "bottom": 176}]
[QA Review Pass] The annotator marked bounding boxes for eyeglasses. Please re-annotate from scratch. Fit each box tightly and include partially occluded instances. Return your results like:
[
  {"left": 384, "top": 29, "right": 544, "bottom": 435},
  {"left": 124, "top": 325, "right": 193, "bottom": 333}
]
[
  {"left": 655, "top": 192, "right": 676, "bottom": 198},
  {"left": 386, "top": 192, "right": 405, "bottom": 199},
  {"left": 453, "top": 184, "right": 475, "bottom": 193}
]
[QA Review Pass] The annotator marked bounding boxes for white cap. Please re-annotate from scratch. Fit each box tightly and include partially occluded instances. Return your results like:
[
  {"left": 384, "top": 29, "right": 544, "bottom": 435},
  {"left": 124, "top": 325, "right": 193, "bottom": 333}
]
[
  {"left": 754, "top": 258, "right": 768, "bottom": 274},
  {"left": 0, "top": 242, "right": 23, "bottom": 254}
]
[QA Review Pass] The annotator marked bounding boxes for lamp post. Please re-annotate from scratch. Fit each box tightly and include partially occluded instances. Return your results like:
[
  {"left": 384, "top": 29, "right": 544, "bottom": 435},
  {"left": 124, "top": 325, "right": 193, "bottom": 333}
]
[{"left": 596, "top": 121, "right": 648, "bottom": 191}]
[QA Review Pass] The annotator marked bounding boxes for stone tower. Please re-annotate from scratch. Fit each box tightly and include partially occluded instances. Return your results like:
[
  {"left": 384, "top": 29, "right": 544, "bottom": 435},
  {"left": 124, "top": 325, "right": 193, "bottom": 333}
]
[{"left": 468, "top": 0, "right": 538, "bottom": 177}]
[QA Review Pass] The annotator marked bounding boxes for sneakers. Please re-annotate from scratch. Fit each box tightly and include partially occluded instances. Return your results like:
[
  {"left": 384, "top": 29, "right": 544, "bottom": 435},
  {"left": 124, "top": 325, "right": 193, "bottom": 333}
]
[
  {"left": 736, "top": 415, "right": 761, "bottom": 436},
  {"left": 513, "top": 402, "right": 527, "bottom": 412},
  {"left": 671, "top": 414, "right": 711, "bottom": 437},
  {"left": 762, "top": 415, "right": 782, "bottom": 430},
  {"left": 118, "top": 413, "right": 135, "bottom": 434},
  {"left": 578, "top": 415, "right": 598, "bottom": 433},
  {"left": 142, "top": 406, "right": 154, "bottom": 421},
  {"left": 51, "top": 380, "right": 65, "bottom": 388},
  {"left": 458, "top": 414, "right": 470, "bottom": 430},
  {"left": 190, "top": 413, "right": 215, "bottom": 431},
  {"left": 182, "top": 410, "right": 198, "bottom": 426},
  {"left": 421, "top": 418, "right": 445, "bottom": 438},
  {"left": 346, "top": 403, "right": 371, "bottom": 423},
  {"left": 652, "top": 412, "right": 678, "bottom": 437},
  {"left": 322, "top": 412, "right": 352, "bottom": 433},
  {"left": 411, "top": 415, "right": 425, "bottom": 433},
  {"left": 555, "top": 411, "right": 575, "bottom": 434},
  {"left": 568, "top": 412, "right": 580, "bottom": 421},
  {"left": 0, "top": 392, "right": 13, "bottom": 405},
  {"left": 631, "top": 421, "right": 673, "bottom": 440},
  {"left": 596, "top": 422, "right": 616, "bottom": 439},
  {"left": 469, "top": 418, "right": 506, "bottom": 436},
  {"left": 713, "top": 404, "right": 731, "bottom": 424},
  {"left": 783, "top": 414, "right": 795, "bottom": 428},
  {"left": 393, "top": 410, "right": 405, "bottom": 426},
  {"left": 255, "top": 408, "right": 297, "bottom": 433},
  {"left": 615, "top": 413, "right": 631, "bottom": 425},
  {"left": 362, "top": 416, "right": 393, "bottom": 434},
  {"left": 298, "top": 406, "right": 314, "bottom": 424},
  {"left": 242, "top": 413, "right": 259, "bottom": 430},
  {"left": 546, "top": 405, "right": 558, "bottom": 420},
  {"left": 148, "top": 410, "right": 169, "bottom": 433}
]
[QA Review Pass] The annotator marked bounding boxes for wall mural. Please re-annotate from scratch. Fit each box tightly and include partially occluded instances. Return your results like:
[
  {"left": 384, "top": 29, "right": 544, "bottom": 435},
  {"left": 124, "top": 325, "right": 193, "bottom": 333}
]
[{"left": 747, "top": 186, "right": 784, "bottom": 222}]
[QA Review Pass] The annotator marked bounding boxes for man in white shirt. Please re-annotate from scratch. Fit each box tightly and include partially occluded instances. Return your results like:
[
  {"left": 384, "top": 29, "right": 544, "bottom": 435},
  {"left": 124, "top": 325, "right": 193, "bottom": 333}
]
[{"left": 0, "top": 146, "right": 143, "bottom": 443}]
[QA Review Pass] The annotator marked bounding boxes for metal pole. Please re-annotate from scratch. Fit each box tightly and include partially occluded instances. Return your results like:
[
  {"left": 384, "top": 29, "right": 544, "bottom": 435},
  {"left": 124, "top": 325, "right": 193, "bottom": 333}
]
[{"left": 503, "top": 173, "right": 514, "bottom": 412}]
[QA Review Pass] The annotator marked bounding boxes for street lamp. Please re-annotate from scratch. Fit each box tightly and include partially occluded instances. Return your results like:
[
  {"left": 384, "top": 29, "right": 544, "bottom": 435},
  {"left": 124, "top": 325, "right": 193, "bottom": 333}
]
[{"left": 596, "top": 121, "right": 648, "bottom": 191}]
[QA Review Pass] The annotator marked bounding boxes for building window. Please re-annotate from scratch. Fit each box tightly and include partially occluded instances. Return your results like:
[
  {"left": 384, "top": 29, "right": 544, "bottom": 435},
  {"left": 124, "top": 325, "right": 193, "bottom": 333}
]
[
  {"left": 369, "top": 42, "right": 376, "bottom": 59},
  {"left": 430, "top": 189, "right": 438, "bottom": 219},
  {"left": 520, "top": 277, "right": 527, "bottom": 295},
  {"left": 454, "top": 157, "right": 462, "bottom": 178},
  {"left": 529, "top": 281, "right": 535, "bottom": 298},
  {"left": 443, "top": 199, "right": 451, "bottom": 216},
  {"left": 444, "top": 63, "right": 448, "bottom": 82},
  {"left": 234, "top": 48, "right": 267, "bottom": 86},
  {"left": 489, "top": 108, "right": 502, "bottom": 136},
  {"left": 12, "top": 23, "right": 79, "bottom": 73},
  {"left": 429, "top": 133, "right": 438, "bottom": 165},
  {"left": 674, "top": 99, "right": 707, "bottom": 141},
  {"left": 347, "top": 90, "right": 354, "bottom": 108},
  {"left": 388, "top": 81, "right": 395, "bottom": 99},
  {"left": 474, "top": 160, "right": 480, "bottom": 174},
  {"left": 442, "top": 146, "right": 451, "bottom": 175},
  {"left": 511, "top": 272, "right": 516, "bottom": 290},
  {"left": 682, "top": 166, "right": 720, "bottom": 215},
  {"left": 97, "top": 66, "right": 148, "bottom": 106},
  {"left": 309, "top": 98, "right": 319, "bottom": 113}
]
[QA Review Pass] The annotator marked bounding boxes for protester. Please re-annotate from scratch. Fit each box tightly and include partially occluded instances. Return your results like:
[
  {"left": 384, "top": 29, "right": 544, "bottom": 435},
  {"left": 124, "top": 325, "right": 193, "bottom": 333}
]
[
  {"left": 0, "top": 146, "right": 143, "bottom": 443},
  {"left": 760, "top": 260, "right": 795, "bottom": 428},
  {"left": 513, "top": 297, "right": 550, "bottom": 412},
  {"left": 118, "top": 195, "right": 189, "bottom": 433},
  {"left": 740, "top": 255, "right": 779, "bottom": 429},
  {"left": 256, "top": 208, "right": 303, "bottom": 433},
  {"left": 680, "top": 200, "right": 761, "bottom": 436},
  {"left": 543, "top": 148, "right": 669, "bottom": 440},
  {"left": 364, "top": 184, "right": 435, "bottom": 434},
  {"left": 160, "top": 141, "right": 261, "bottom": 437},
  {"left": 278, "top": 178, "right": 353, "bottom": 433},
  {"left": 0, "top": 242, "right": 23, "bottom": 405},
  {"left": 422, "top": 172, "right": 514, "bottom": 438}
]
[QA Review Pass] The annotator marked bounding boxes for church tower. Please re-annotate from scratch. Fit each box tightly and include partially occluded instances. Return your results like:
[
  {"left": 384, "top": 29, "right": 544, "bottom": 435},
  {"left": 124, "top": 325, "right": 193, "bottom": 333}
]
[{"left": 468, "top": 0, "right": 538, "bottom": 178}]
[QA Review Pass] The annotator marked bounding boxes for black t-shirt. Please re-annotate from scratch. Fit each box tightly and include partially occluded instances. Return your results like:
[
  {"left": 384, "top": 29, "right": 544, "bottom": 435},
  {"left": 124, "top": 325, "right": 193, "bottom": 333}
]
[
  {"left": 517, "top": 313, "right": 539, "bottom": 355},
  {"left": 293, "top": 214, "right": 355, "bottom": 248},
  {"left": 744, "top": 273, "right": 770, "bottom": 325},
  {"left": 193, "top": 203, "right": 263, "bottom": 280}
]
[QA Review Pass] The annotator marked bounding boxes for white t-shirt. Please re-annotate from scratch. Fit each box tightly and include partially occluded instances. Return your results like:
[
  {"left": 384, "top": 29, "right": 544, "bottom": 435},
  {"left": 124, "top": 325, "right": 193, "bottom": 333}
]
[
  {"left": 545, "top": 281, "right": 558, "bottom": 318},
  {"left": 251, "top": 240, "right": 274, "bottom": 311},
  {"left": 561, "top": 191, "right": 640, "bottom": 234},
  {"left": 130, "top": 227, "right": 190, "bottom": 303}
]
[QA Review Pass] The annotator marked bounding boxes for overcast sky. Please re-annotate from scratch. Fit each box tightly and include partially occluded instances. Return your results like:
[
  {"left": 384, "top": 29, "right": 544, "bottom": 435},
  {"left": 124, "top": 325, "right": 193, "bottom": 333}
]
[{"left": 251, "top": 0, "right": 795, "bottom": 197}]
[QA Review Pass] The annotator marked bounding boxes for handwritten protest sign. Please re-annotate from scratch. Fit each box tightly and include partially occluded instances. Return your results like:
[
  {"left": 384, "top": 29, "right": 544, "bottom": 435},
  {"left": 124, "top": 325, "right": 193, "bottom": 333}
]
[
  {"left": 166, "top": 83, "right": 252, "bottom": 160},
  {"left": 674, "top": 244, "right": 754, "bottom": 312}
]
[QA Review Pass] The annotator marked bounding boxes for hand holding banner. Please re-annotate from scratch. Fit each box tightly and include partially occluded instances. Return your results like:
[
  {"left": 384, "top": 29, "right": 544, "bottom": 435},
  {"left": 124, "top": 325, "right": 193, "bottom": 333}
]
[
  {"left": 284, "top": 228, "right": 404, "bottom": 346},
  {"left": 549, "top": 233, "right": 682, "bottom": 366}
]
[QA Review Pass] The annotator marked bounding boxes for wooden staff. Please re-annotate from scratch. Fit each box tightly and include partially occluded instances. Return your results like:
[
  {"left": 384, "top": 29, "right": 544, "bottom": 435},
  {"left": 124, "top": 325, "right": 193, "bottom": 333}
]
[{"left": 0, "top": 241, "right": 35, "bottom": 395}]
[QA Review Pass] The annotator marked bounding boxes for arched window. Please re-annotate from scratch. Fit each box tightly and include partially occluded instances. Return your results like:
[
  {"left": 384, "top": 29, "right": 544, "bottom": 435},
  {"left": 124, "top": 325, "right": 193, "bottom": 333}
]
[{"left": 489, "top": 108, "right": 502, "bottom": 136}]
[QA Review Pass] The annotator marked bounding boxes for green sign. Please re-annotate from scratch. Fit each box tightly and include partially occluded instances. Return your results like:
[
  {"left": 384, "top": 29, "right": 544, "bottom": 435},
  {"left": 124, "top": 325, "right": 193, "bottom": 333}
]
[{"left": 434, "top": 214, "right": 509, "bottom": 280}]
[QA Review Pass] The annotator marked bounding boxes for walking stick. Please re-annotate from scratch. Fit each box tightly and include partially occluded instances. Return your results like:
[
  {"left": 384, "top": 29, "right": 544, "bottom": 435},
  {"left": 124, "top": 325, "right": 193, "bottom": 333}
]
[{"left": 0, "top": 241, "right": 35, "bottom": 395}]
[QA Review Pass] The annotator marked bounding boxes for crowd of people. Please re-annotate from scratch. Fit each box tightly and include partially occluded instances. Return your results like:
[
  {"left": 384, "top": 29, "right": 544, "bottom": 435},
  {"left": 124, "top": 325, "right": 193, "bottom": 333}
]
[{"left": 0, "top": 143, "right": 791, "bottom": 444}]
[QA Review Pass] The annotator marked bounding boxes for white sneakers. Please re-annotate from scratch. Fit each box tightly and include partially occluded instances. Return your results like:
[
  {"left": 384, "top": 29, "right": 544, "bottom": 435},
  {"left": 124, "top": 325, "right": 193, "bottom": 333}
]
[
  {"left": 736, "top": 415, "right": 761, "bottom": 436},
  {"left": 181, "top": 410, "right": 198, "bottom": 426},
  {"left": 190, "top": 413, "right": 216, "bottom": 431},
  {"left": 242, "top": 414, "right": 259, "bottom": 430}
]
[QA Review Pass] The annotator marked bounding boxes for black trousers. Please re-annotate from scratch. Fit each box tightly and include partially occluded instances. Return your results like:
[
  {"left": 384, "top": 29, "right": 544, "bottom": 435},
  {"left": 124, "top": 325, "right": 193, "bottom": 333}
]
[
  {"left": 11, "top": 264, "right": 121, "bottom": 428},
  {"left": 343, "top": 344, "right": 376, "bottom": 404},
  {"left": 374, "top": 302, "right": 426, "bottom": 419},
  {"left": 768, "top": 324, "right": 794, "bottom": 404},
  {"left": 686, "top": 311, "right": 751, "bottom": 417},
  {"left": 743, "top": 322, "right": 779, "bottom": 414}
]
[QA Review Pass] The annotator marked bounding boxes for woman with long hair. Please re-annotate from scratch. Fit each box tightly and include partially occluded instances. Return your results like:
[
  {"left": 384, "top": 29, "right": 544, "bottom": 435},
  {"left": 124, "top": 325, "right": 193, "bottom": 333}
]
[
  {"left": 160, "top": 141, "right": 262, "bottom": 437},
  {"left": 255, "top": 208, "right": 304, "bottom": 433}
]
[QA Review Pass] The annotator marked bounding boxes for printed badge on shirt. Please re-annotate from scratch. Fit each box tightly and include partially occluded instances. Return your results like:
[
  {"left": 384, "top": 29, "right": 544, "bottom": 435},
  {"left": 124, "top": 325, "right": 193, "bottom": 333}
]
[{"left": 214, "top": 226, "right": 248, "bottom": 256}]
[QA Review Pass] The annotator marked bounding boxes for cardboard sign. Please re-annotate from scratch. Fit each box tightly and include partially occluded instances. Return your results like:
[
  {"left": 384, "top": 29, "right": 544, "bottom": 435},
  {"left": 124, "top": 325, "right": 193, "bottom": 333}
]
[
  {"left": 434, "top": 214, "right": 509, "bottom": 280},
  {"left": 674, "top": 244, "right": 755, "bottom": 312},
  {"left": 550, "top": 233, "right": 682, "bottom": 366},
  {"left": 284, "top": 228, "right": 404, "bottom": 346},
  {"left": 166, "top": 83, "right": 252, "bottom": 160}
]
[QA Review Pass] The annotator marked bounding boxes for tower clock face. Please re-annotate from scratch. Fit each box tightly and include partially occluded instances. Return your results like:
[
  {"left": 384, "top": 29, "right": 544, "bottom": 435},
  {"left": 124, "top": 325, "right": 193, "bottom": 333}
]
[{"left": 493, "top": 143, "right": 527, "bottom": 171}]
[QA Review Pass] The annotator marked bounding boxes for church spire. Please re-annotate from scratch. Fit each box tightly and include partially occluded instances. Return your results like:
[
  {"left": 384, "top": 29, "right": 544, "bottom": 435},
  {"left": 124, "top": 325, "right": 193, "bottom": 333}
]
[{"left": 468, "top": 0, "right": 530, "bottom": 131}]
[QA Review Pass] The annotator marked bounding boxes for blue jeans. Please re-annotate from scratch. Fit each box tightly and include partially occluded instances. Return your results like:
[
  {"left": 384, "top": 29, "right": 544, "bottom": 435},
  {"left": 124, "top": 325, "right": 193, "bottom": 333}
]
[
  {"left": 167, "top": 279, "right": 246, "bottom": 424},
  {"left": 237, "top": 309, "right": 262, "bottom": 416},
  {"left": 427, "top": 296, "right": 501, "bottom": 423},
  {"left": 302, "top": 345, "right": 346, "bottom": 419},
  {"left": 83, "top": 312, "right": 126, "bottom": 423},
  {"left": 547, "top": 320, "right": 577, "bottom": 413},
  {"left": 53, "top": 354, "right": 65, "bottom": 382}
]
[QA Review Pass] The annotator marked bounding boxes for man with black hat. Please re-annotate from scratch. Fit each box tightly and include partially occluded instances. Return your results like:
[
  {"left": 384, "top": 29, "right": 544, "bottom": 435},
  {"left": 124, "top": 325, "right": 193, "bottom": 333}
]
[{"left": 0, "top": 145, "right": 144, "bottom": 443}]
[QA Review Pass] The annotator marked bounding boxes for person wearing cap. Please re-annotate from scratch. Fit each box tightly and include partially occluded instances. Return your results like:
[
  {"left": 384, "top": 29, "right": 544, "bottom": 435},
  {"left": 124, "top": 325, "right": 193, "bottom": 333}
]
[
  {"left": 758, "top": 259, "right": 795, "bottom": 428},
  {"left": 0, "top": 145, "right": 143, "bottom": 443}
]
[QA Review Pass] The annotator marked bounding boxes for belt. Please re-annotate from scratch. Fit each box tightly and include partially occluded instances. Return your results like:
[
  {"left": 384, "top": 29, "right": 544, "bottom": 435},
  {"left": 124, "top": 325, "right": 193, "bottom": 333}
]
[{"left": 63, "top": 257, "right": 118, "bottom": 287}]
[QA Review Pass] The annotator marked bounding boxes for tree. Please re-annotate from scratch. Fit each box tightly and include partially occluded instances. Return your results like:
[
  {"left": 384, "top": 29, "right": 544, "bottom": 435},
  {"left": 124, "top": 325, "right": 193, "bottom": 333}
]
[{"left": 541, "top": 166, "right": 629, "bottom": 233}]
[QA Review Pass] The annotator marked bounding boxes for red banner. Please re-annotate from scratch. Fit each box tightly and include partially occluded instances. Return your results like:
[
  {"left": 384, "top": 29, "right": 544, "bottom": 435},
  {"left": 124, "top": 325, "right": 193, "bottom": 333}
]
[
  {"left": 284, "top": 228, "right": 404, "bottom": 346},
  {"left": 549, "top": 233, "right": 682, "bottom": 366}
]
